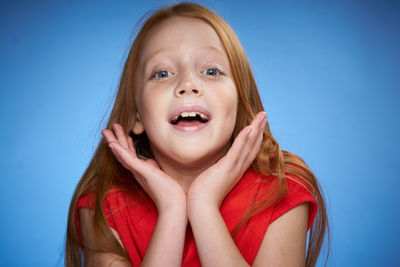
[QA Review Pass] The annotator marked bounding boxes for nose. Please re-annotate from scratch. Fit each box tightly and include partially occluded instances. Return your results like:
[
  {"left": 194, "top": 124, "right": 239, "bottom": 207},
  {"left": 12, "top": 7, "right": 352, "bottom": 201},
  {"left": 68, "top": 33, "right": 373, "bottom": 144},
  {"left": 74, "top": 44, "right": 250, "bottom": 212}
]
[
  {"left": 174, "top": 74, "right": 203, "bottom": 97},
  {"left": 176, "top": 87, "right": 200, "bottom": 96}
]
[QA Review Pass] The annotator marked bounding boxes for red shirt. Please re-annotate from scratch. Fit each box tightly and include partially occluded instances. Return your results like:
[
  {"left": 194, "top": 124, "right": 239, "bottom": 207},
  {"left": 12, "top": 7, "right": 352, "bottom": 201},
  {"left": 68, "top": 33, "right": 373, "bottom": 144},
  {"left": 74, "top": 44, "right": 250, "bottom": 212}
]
[{"left": 76, "top": 169, "right": 317, "bottom": 266}]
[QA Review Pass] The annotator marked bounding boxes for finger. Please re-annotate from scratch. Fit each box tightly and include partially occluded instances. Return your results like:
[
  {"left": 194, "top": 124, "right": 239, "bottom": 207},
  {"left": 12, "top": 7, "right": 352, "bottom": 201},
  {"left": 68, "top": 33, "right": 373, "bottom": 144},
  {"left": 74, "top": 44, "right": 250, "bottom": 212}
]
[
  {"left": 249, "top": 111, "right": 266, "bottom": 128},
  {"left": 251, "top": 118, "right": 266, "bottom": 152},
  {"left": 109, "top": 143, "right": 168, "bottom": 193},
  {"left": 102, "top": 129, "right": 120, "bottom": 146},
  {"left": 247, "top": 127, "right": 264, "bottom": 162},
  {"left": 234, "top": 113, "right": 266, "bottom": 170},
  {"left": 224, "top": 112, "right": 264, "bottom": 163},
  {"left": 103, "top": 127, "right": 141, "bottom": 162},
  {"left": 128, "top": 136, "right": 135, "bottom": 152},
  {"left": 246, "top": 112, "right": 266, "bottom": 147},
  {"left": 219, "top": 112, "right": 266, "bottom": 170},
  {"left": 224, "top": 125, "right": 251, "bottom": 165},
  {"left": 247, "top": 113, "right": 266, "bottom": 148},
  {"left": 108, "top": 141, "right": 137, "bottom": 172},
  {"left": 103, "top": 129, "right": 136, "bottom": 158},
  {"left": 127, "top": 136, "right": 140, "bottom": 159},
  {"left": 108, "top": 139, "right": 154, "bottom": 178},
  {"left": 112, "top": 123, "right": 130, "bottom": 149},
  {"left": 239, "top": 116, "right": 267, "bottom": 168}
]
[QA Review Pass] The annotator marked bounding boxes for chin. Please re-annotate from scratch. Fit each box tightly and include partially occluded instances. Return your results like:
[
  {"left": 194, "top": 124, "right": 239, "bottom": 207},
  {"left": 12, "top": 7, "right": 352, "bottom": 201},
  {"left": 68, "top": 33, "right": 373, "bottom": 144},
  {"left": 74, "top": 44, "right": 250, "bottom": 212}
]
[{"left": 172, "top": 144, "right": 227, "bottom": 167}]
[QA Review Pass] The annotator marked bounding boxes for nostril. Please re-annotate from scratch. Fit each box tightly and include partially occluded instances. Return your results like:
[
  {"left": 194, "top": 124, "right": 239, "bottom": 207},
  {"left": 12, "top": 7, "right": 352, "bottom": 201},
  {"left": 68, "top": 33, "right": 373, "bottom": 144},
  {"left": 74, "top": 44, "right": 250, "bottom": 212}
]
[
  {"left": 179, "top": 90, "right": 185, "bottom": 95},
  {"left": 192, "top": 89, "right": 199, "bottom": 94}
]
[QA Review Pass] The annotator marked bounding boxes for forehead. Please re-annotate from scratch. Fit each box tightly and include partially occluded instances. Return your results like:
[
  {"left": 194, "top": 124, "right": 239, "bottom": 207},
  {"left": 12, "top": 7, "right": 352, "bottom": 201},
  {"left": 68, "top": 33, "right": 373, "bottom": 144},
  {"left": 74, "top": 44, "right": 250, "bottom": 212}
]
[{"left": 140, "top": 16, "right": 227, "bottom": 64}]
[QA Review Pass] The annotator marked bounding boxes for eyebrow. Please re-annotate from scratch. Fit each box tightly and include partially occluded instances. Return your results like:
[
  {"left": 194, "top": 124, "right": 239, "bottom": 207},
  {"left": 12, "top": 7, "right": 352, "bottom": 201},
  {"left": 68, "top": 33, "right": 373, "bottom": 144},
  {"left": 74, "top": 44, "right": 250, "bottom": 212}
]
[{"left": 142, "top": 45, "right": 226, "bottom": 67}]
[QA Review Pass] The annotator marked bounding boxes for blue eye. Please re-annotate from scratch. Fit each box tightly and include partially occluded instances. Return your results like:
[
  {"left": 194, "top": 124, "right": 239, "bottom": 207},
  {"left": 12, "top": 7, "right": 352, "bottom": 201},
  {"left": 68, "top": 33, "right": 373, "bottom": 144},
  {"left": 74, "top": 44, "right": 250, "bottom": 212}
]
[
  {"left": 203, "top": 68, "right": 220, "bottom": 76},
  {"left": 154, "top": 70, "right": 172, "bottom": 79},
  {"left": 202, "top": 67, "right": 225, "bottom": 77}
]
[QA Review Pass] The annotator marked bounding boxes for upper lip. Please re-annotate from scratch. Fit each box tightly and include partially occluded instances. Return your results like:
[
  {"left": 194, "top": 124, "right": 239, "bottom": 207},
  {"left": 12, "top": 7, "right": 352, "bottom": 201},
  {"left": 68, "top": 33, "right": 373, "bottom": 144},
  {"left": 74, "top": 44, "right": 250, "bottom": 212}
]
[{"left": 168, "top": 105, "right": 212, "bottom": 124}]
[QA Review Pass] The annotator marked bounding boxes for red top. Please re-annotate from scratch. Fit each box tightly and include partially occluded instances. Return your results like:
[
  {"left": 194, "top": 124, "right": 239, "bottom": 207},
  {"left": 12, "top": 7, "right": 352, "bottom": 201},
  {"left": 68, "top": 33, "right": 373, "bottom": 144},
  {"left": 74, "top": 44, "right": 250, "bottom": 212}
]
[{"left": 76, "top": 169, "right": 317, "bottom": 266}]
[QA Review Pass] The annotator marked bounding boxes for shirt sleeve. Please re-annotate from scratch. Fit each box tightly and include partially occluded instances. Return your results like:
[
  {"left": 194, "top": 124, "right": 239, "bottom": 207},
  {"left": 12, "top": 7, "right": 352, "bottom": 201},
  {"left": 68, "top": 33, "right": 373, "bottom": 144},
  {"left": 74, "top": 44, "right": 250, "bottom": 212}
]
[
  {"left": 76, "top": 193, "right": 94, "bottom": 210},
  {"left": 269, "top": 177, "right": 318, "bottom": 230},
  {"left": 75, "top": 191, "right": 118, "bottom": 247}
]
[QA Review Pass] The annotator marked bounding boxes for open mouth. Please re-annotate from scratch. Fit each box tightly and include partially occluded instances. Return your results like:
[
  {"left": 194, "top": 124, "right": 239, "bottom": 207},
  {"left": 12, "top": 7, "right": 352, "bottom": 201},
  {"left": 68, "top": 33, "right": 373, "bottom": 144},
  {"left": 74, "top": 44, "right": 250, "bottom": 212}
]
[
  {"left": 168, "top": 106, "right": 211, "bottom": 132},
  {"left": 171, "top": 111, "right": 209, "bottom": 125}
]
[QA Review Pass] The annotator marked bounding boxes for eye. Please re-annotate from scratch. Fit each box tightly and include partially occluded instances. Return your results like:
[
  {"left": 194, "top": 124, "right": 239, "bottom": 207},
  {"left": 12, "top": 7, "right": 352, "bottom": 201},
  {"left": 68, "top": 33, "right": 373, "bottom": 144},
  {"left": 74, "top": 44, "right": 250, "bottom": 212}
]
[
  {"left": 202, "top": 68, "right": 220, "bottom": 76},
  {"left": 201, "top": 66, "right": 226, "bottom": 78},
  {"left": 153, "top": 70, "right": 172, "bottom": 79}
]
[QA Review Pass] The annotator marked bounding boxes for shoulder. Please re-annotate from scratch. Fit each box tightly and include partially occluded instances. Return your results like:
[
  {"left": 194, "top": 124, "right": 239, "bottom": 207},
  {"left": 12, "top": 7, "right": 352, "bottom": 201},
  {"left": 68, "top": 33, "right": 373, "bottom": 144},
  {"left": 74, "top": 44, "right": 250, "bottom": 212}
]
[
  {"left": 75, "top": 181, "right": 151, "bottom": 239},
  {"left": 270, "top": 173, "right": 318, "bottom": 230},
  {"left": 76, "top": 186, "right": 126, "bottom": 214},
  {"left": 76, "top": 179, "right": 148, "bottom": 213},
  {"left": 76, "top": 180, "right": 158, "bottom": 265},
  {"left": 253, "top": 201, "right": 309, "bottom": 267},
  {"left": 249, "top": 167, "right": 315, "bottom": 266},
  {"left": 240, "top": 168, "right": 318, "bottom": 230},
  {"left": 79, "top": 208, "right": 124, "bottom": 245},
  {"left": 78, "top": 208, "right": 130, "bottom": 266},
  {"left": 75, "top": 185, "right": 126, "bottom": 246}
]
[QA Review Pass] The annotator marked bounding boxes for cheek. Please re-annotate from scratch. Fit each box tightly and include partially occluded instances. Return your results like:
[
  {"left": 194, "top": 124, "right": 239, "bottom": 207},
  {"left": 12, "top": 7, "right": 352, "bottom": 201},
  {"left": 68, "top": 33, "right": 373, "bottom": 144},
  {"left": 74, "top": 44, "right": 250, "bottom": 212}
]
[
  {"left": 138, "top": 89, "right": 168, "bottom": 130},
  {"left": 219, "top": 83, "right": 238, "bottom": 117},
  {"left": 211, "top": 82, "right": 238, "bottom": 137}
]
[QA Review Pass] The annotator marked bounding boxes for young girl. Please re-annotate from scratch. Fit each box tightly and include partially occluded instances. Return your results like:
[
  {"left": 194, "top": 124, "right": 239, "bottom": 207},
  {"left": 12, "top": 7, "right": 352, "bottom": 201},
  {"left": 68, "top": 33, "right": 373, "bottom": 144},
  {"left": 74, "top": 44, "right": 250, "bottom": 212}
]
[{"left": 66, "top": 2, "right": 328, "bottom": 266}]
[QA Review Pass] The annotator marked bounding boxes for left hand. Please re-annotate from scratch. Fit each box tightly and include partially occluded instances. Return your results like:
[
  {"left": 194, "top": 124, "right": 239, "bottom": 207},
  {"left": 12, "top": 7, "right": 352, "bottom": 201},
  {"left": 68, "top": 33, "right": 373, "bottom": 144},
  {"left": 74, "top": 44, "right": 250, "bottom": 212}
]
[{"left": 187, "top": 111, "right": 267, "bottom": 210}]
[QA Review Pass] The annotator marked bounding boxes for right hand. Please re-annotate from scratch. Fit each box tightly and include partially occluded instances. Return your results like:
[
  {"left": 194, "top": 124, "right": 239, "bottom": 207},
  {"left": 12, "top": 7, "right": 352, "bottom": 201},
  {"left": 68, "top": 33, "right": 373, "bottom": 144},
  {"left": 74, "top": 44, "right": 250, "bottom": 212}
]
[{"left": 102, "top": 123, "right": 186, "bottom": 213}]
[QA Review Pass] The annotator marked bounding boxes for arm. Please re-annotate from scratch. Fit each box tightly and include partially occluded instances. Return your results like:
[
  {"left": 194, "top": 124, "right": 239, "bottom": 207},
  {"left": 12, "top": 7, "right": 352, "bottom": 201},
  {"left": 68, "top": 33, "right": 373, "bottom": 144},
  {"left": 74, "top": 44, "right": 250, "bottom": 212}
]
[
  {"left": 188, "top": 202, "right": 309, "bottom": 267},
  {"left": 103, "top": 124, "right": 187, "bottom": 266},
  {"left": 252, "top": 203, "right": 309, "bottom": 267},
  {"left": 79, "top": 208, "right": 130, "bottom": 267},
  {"left": 188, "top": 112, "right": 309, "bottom": 266},
  {"left": 187, "top": 112, "right": 266, "bottom": 266},
  {"left": 140, "top": 197, "right": 188, "bottom": 266},
  {"left": 79, "top": 204, "right": 187, "bottom": 267},
  {"left": 188, "top": 203, "right": 250, "bottom": 266}
]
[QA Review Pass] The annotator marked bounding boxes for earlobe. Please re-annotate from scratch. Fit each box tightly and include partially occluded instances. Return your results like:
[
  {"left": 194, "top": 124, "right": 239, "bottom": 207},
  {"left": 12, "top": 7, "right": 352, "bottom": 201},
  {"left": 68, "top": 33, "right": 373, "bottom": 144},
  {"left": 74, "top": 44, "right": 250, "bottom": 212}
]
[{"left": 133, "top": 113, "right": 145, "bottom": 135}]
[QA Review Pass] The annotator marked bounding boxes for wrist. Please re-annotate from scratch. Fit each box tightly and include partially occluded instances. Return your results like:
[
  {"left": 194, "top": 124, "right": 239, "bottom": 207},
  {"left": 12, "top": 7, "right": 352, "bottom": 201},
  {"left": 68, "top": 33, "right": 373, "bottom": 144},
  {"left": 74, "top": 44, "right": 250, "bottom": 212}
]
[
  {"left": 187, "top": 197, "right": 220, "bottom": 221},
  {"left": 157, "top": 194, "right": 187, "bottom": 217},
  {"left": 158, "top": 205, "right": 188, "bottom": 227},
  {"left": 187, "top": 189, "right": 221, "bottom": 210}
]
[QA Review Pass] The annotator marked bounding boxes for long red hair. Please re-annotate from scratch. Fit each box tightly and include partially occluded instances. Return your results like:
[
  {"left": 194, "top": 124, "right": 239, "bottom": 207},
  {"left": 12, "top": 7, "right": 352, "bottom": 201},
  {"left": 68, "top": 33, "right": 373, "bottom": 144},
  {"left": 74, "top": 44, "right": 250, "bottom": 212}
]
[{"left": 65, "top": 2, "right": 329, "bottom": 266}]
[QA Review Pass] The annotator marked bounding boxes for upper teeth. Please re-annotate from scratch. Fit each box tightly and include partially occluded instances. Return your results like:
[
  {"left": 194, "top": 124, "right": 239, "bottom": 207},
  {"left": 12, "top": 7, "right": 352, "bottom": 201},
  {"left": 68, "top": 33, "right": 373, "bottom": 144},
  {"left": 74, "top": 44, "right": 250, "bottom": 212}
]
[
  {"left": 181, "top": 111, "right": 207, "bottom": 119},
  {"left": 172, "top": 111, "right": 208, "bottom": 122},
  {"left": 181, "top": 111, "right": 197, "bottom": 118}
]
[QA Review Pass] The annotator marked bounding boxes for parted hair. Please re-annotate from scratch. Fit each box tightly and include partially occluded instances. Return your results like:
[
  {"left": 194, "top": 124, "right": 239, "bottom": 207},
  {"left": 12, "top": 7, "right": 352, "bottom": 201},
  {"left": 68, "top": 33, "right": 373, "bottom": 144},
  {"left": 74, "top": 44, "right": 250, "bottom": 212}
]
[{"left": 65, "top": 2, "right": 329, "bottom": 266}]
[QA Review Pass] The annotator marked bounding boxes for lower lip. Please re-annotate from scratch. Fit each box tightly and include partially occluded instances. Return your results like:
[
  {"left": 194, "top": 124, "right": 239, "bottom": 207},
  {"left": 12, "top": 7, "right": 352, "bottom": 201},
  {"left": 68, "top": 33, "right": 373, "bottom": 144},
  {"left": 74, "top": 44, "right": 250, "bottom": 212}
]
[{"left": 170, "top": 120, "right": 210, "bottom": 132}]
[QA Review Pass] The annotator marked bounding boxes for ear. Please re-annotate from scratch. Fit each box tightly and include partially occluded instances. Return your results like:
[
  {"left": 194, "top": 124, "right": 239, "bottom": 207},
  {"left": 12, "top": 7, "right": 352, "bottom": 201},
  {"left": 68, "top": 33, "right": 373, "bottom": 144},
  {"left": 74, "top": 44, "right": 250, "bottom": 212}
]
[{"left": 132, "top": 112, "right": 145, "bottom": 135}]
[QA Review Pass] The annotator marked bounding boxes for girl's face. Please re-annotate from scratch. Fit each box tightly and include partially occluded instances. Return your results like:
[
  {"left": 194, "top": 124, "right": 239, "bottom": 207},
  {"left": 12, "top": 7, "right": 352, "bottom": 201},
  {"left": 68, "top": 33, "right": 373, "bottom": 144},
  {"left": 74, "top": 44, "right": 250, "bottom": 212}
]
[{"left": 134, "top": 17, "right": 238, "bottom": 168}]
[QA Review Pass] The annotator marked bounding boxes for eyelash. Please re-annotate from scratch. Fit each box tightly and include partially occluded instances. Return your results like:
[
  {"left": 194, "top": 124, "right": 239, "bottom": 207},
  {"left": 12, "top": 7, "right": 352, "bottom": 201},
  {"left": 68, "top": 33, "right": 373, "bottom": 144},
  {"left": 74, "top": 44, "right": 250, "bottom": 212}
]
[
  {"left": 150, "top": 66, "right": 226, "bottom": 80},
  {"left": 151, "top": 70, "right": 172, "bottom": 80},
  {"left": 201, "top": 66, "right": 226, "bottom": 77}
]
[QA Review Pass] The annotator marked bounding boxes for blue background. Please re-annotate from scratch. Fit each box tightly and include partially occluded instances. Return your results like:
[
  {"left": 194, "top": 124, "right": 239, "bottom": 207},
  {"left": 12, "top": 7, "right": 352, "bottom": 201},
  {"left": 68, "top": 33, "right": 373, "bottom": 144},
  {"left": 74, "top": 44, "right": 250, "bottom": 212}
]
[{"left": 1, "top": 0, "right": 399, "bottom": 266}]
